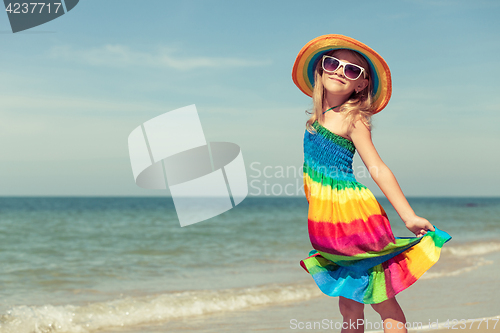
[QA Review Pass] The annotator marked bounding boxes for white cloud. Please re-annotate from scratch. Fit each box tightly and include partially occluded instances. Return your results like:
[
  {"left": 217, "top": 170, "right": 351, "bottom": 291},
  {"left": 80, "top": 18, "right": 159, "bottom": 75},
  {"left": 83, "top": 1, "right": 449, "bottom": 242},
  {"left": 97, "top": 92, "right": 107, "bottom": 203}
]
[
  {"left": 48, "top": 44, "right": 271, "bottom": 70},
  {"left": 0, "top": 93, "right": 166, "bottom": 114}
]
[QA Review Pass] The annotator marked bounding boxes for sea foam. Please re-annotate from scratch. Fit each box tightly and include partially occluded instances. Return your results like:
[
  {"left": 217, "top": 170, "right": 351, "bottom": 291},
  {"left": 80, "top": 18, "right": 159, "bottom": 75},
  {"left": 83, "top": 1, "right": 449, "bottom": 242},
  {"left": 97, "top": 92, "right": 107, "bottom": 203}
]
[
  {"left": 441, "top": 241, "right": 500, "bottom": 257},
  {"left": 0, "top": 282, "right": 321, "bottom": 333}
]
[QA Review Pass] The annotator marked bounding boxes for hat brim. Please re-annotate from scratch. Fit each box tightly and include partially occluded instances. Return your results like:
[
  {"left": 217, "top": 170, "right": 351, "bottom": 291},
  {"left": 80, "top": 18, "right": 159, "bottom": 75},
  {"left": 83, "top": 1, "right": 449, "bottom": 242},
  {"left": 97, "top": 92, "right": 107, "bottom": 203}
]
[{"left": 292, "top": 34, "right": 392, "bottom": 114}]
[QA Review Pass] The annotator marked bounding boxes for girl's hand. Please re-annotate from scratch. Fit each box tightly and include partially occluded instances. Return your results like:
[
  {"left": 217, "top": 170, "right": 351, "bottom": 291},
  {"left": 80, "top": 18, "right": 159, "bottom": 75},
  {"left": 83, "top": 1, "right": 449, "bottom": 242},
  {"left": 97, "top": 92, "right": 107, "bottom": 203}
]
[{"left": 404, "top": 215, "right": 435, "bottom": 237}]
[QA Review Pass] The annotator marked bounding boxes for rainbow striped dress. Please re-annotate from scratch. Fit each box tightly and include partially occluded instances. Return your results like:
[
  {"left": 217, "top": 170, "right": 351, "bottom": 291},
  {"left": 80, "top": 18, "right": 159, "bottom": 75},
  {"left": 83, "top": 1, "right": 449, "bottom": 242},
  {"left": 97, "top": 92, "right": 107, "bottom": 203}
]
[{"left": 300, "top": 120, "right": 451, "bottom": 304}]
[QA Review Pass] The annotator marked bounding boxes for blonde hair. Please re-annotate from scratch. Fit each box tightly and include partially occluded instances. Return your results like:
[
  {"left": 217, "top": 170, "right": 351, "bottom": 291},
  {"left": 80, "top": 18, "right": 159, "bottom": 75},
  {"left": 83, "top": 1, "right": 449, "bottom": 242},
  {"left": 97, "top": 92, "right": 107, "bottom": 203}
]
[{"left": 305, "top": 49, "right": 375, "bottom": 135}]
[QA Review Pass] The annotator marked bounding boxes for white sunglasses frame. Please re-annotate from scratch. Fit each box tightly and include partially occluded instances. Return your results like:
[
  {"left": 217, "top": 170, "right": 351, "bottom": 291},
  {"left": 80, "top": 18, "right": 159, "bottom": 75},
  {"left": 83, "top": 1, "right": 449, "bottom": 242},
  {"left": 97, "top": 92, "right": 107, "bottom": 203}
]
[{"left": 321, "top": 55, "right": 367, "bottom": 80}]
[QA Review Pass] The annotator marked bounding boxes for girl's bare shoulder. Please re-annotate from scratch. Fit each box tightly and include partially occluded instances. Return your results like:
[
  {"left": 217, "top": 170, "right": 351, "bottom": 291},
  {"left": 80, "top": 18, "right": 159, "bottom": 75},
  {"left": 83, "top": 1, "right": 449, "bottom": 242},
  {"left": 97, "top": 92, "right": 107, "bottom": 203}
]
[{"left": 348, "top": 115, "right": 371, "bottom": 140}]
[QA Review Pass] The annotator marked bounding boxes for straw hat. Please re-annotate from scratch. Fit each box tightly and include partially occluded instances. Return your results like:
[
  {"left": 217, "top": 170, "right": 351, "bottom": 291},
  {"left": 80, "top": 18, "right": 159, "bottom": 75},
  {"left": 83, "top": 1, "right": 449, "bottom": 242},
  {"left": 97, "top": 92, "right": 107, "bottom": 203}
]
[{"left": 292, "top": 34, "right": 392, "bottom": 114}]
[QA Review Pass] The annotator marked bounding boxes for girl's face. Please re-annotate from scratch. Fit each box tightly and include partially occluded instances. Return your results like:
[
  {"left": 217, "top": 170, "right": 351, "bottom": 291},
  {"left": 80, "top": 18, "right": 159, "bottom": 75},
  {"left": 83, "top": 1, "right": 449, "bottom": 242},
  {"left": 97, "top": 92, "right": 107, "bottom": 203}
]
[{"left": 321, "top": 49, "right": 369, "bottom": 99}]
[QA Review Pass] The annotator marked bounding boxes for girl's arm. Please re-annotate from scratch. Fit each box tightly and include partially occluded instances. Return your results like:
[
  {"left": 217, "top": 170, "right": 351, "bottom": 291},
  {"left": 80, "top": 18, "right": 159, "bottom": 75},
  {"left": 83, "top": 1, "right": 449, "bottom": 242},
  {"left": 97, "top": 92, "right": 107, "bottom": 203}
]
[{"left": 350, "top": 119, "right": 435, "bottom": 237}]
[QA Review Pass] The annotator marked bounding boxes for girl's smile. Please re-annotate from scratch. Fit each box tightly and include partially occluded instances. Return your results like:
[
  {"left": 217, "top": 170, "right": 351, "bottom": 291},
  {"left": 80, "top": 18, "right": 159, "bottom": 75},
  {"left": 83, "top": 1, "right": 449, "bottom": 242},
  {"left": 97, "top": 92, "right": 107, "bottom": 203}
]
[{"left": 328, "top": 76, "right": 346, "bottom": 84}]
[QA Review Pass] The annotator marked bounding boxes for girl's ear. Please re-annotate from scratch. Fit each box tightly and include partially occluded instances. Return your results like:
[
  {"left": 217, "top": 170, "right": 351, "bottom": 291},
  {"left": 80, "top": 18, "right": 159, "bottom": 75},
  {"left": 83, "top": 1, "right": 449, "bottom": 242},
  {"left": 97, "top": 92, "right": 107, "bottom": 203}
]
[{"left": 356, "top": 79, "right": 369, "bottom": 93}]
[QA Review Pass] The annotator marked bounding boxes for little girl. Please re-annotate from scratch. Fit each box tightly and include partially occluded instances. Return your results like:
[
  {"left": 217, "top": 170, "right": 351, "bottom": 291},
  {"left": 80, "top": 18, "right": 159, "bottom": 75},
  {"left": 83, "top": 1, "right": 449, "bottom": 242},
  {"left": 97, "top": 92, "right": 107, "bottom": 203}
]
[{"left": 292, "top": 35, "right": 451, "bottom": 333}]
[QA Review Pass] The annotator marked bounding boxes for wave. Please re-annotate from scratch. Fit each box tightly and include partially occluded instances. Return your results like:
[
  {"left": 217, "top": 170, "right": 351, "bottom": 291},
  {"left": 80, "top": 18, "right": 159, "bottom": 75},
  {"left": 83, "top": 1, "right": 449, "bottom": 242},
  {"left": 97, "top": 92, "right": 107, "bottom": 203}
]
[
  {"left": 0, "top": 282, "right": 321, "bottom": 333},
  {"left": 441, "top": 240, "right": 500, "bottom": 257},
  {"left": 419, "top": 240, "right": 500, "bottom": 280},
  {"left": 421, "top": 257, "right": 493, "bottom": 280}
]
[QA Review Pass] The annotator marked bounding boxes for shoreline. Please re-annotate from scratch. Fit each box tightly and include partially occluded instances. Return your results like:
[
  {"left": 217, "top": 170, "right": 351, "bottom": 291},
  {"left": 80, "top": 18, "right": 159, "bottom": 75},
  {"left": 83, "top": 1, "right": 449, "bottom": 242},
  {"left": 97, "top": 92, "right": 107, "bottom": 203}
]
[
  {"left": 2, "top": 248, "right": 498, "bottom": 333},
  {"left": 96, "top": 251, "right": 500, "bottom": 333}
]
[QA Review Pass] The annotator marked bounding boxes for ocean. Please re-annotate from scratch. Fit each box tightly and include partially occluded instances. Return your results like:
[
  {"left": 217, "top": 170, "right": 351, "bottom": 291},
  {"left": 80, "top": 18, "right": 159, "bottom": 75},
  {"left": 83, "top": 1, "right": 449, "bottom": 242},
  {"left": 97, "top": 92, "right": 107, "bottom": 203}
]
[{"left": 0, "top": 196, "right": 499, "bottom": 332}]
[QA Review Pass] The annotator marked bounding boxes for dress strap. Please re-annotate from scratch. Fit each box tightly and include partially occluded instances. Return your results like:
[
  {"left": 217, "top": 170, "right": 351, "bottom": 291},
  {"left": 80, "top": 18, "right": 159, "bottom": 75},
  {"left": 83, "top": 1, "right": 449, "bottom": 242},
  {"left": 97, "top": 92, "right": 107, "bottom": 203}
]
[{"left": 322, "top": 104, "right": 342, "bottom": 114}]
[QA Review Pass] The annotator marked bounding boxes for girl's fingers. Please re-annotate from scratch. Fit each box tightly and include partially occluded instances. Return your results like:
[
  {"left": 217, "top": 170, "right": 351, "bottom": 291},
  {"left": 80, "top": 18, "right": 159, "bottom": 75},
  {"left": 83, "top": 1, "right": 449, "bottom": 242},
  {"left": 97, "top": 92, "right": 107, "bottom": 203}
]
[{"left": 417, "top": 229, "right": 427, "bottom": 237}]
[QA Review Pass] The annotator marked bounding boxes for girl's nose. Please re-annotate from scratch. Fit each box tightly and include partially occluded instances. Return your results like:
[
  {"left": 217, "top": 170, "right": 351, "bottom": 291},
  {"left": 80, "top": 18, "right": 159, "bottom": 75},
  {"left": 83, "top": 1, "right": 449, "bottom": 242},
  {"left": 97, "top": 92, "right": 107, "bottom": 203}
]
[{"left": 334, "top": 64, "right": 345, "bottom": 77}]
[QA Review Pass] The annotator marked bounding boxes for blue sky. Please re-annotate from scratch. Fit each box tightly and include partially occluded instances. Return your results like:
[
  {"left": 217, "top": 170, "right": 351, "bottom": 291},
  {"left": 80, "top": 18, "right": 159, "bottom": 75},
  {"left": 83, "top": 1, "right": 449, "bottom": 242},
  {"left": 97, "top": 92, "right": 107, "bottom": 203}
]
[{"left": 0, "top": 0, "right": 499, "bottom": 197}]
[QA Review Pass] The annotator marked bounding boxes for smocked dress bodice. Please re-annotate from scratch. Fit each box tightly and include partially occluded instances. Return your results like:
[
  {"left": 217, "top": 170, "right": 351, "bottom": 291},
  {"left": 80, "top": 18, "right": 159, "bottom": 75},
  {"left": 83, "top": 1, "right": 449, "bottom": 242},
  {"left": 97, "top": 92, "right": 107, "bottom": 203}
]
[{"left": 303, "top": 120, "right": 357, "bottom": 182}]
